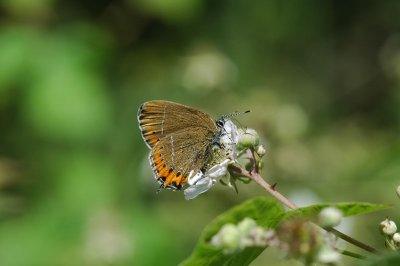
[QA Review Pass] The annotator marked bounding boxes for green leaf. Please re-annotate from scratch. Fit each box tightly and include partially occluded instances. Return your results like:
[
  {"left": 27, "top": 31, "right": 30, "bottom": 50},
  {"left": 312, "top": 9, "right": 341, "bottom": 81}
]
[
  {"left": 360, "top": 253, "right": 400, "bottom": 266},
  {"left": 181, "top": 200, "right": 390, "bottom": 266},
  {"left": 180, "top": 197, "right": 285, "bottom": 266},
  {"left": 284, "top": 202, "right": 391, "bottom": 220}
]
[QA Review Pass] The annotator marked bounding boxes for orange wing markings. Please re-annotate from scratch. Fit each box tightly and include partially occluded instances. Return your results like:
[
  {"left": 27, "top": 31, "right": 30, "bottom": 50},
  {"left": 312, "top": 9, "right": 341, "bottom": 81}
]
[
  {"left": 162, "top": 171, "right": 188, "bottom": 190},
  {"left": 142, "top": 131, "right": 160, "bottom": 147},
  {"left": 150, "top": 151, "right": 189, "bottom": 190}
]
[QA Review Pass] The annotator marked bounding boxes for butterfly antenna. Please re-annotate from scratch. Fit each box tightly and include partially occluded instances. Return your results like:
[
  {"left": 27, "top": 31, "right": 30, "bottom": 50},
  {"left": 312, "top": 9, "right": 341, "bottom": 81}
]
[
  {"left": 222, "top": 110, "right": 250, "bottom": 131},
  {"left": 222, "top": 110, "right": 250, "bottom": 119}
]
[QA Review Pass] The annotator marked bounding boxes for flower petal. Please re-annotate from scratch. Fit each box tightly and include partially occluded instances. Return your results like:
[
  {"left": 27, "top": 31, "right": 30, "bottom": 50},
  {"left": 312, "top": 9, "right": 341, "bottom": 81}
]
[
  {"left": 207, "top": 159, "right": 229, "bottom": 179},
  {"left": 184, "top": 159, "right": 231, "bottom": 200},
  {"left": 184, "top": 177, "right": 214, "bottom": 200},
  {"left": 220, "top": 120, "right": 239, "bottom": 159},
  {"left": 188, "top": 171, "right": 204, "bottom": 186}
]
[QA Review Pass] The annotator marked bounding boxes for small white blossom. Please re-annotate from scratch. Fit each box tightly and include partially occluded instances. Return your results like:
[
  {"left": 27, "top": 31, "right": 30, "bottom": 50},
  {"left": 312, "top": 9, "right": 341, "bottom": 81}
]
[
  {"left": 380, "top": 218, "right": 397, "bottom": 235},
  {"left": 396, "top": 185, "right": 400, "bottom": 199}
]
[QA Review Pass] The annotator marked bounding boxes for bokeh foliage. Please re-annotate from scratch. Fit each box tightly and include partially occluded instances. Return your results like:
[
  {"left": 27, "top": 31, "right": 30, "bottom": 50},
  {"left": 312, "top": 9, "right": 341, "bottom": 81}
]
[{"left": 1, "top": 1, "right": 400, "bottom": 265}]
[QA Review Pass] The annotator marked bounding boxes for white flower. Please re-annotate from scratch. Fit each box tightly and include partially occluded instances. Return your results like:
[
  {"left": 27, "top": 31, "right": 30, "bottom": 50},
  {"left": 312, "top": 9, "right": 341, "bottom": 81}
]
[
  {"left": 396, "top": 185, "right": 400, "bottom": 199},
  {"left": 184, "top": 159, "right": 230, "bottom": 200}
]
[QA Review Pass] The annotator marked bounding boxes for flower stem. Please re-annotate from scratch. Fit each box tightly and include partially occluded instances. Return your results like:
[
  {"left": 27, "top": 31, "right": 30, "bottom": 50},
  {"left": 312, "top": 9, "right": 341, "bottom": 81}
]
[
  {"left": 228, "top": 164, "right": 379, "bottom": 255},
  {"left": 339, "top": 249, "right": 367, "bottom": 260}
]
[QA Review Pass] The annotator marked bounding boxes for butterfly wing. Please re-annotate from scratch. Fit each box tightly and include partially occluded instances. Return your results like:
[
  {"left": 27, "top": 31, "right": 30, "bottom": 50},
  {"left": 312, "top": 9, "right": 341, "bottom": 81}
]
[
  {"left": 138, "top": 100, "right": 218, "bottom": 190},
  {"left": 150, "top": 127, "right": 214, "bottom": 189},
  {"left": 138, "top": 100, "right": 217, "bottom": 148}
]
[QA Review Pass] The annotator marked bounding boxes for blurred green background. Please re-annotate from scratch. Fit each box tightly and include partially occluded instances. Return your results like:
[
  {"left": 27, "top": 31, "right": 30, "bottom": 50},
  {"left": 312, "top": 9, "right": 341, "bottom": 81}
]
[{"left": 1, "top": 1, "right": 400, "bottom": 265}]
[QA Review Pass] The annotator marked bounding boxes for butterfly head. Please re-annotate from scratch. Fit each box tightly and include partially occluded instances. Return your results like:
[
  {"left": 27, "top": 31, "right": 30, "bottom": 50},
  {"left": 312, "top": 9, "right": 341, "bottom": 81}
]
[
  {"left": 216, "top": 118, "right": 225, "bottom": 129},
  {"left": 213, "top": 118, "right": 239, "bottom": 159}
]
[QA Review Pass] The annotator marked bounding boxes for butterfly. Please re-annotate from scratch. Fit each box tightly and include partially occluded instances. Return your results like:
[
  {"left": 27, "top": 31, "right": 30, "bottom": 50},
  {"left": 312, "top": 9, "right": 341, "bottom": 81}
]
[{"left": 137, "top": 100, "right": 233, "bottom": 191}]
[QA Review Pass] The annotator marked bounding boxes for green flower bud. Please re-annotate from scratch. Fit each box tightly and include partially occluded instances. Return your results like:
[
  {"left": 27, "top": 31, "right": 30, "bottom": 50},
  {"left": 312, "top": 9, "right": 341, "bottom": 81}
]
[
  {"left": 219, "top": 224, "right": 241, "bottom": 253},
  {"left": 242, "top": 161, "right": 251, "bottom": 171},
  {"left": 380, "top": 218, "right": 397, "bottom": 235},
  {"left": 237, "top": 218, "right": 257, "bottom": 236},
  {"left": 257, "top": 160, "right": 264, "bottom": 170},
  {"left": 318, "top": 207, "right": 343, "bottom": 228},
  {"left": 237, "top": 128, "right": 259, "bottom": 150}
]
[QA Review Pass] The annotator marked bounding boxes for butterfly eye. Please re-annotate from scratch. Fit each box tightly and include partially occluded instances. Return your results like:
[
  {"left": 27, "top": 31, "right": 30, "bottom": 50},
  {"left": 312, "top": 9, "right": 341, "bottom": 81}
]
[{"left": 216, "top": 119, "right": 224, "bottom": 128}]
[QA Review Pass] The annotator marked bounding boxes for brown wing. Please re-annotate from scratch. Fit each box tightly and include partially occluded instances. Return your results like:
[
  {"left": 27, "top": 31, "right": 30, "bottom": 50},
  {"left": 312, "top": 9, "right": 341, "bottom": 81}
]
[
  {"left": 149, "top": 127, "right": 214, "bottom": 189},
  {"left": 137, "top": 100, "right": 217, "bottom": 148}
]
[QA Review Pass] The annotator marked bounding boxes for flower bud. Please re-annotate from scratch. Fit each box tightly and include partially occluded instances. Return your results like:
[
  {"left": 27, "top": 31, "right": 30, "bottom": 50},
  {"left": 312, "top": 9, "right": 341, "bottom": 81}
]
[
  {"left": 237, "top": 218, "right": 257, "bottom": 236},
  {"left": 219, "top": 224, "right": 241, "bottom": 253},
  {"left": 396, "top": 185, "right": 400, "bottom": 199},
  {"left": 317, "top": 246, "right": 341, "bottom": 264},
  {"left": 318, "top": 207, "right": 343, "bottom": 228},
  {"left": 251, "top": 227, "right": 267, "bottom": 246},
  {"left": 380, "top": 218, "right": 397, "bottom": 235},
  {"left": 393, "top": 232, "right": 400, "bottom": 244},
  {"left": 255, "top": 144, "right": 266, "bottom": 157},
  {"left": 237, "top": 128, "right": 259, "bottom": 150},
  {"left": 257, "top": 160, "right": 264, "bottom": 170},
  {"left": 244, "top": 161, "right": 252, "bottom": 171}
]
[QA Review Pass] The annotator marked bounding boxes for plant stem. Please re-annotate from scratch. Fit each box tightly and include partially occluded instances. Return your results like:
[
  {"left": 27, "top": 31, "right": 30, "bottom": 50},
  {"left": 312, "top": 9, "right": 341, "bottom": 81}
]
[
  {"left": 249, "top": 170, "right": 297, "bottom": 209},
  {"left": 228, "top": 164, "right": 379, "bottom": 255},
  {"left": 328, "top": 228, "right": 378, "bottom": 254},
  {"left": 339, "top": 249, "right": 367, "bottom": 260}
]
